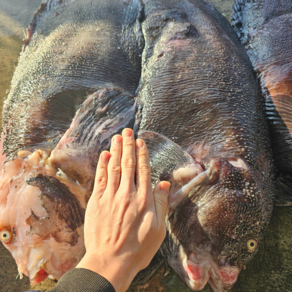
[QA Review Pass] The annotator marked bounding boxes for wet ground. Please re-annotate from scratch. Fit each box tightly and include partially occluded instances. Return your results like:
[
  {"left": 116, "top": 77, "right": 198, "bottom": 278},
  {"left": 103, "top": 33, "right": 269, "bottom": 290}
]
[{"left": 0, "top": 1, "right": 291, "bottom": 292}]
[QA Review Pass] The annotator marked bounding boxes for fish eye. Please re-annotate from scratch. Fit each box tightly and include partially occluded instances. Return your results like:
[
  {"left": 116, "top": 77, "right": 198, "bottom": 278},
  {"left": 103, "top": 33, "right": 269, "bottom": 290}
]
[
  {"left": 0, "top": 229, "right": 13, "bottom": 244},
  {"left": 246, "top": 238, "right": 257, "bottom": 252}
]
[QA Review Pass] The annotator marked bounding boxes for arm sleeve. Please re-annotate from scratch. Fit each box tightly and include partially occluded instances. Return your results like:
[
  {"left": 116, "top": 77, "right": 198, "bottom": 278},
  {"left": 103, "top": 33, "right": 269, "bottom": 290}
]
[{"left": 25, "top": 268, "right": 116, "bottom": 292}]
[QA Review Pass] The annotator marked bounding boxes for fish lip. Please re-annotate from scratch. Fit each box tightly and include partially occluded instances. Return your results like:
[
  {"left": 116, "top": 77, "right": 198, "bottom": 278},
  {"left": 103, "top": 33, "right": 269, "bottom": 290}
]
[
  {"left": 208, "top": 264, "right": 240, "bottom": 292},
  {"left": 182, "top": 255, "right": 240, "bottom": 291},
  {"left": 182, "top": 258, "right": 211, "bottom": 290}
]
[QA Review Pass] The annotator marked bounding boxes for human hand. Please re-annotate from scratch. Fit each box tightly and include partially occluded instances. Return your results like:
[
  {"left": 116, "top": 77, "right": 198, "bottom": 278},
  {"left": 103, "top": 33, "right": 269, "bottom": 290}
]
[{"left": 76, "top": 128, "right": 170, "bottom": 292}]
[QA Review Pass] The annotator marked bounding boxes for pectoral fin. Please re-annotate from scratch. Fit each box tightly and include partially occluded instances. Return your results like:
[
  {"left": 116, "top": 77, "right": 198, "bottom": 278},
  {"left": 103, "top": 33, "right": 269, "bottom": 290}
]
[
  {"left": 137, "top": 131, "right": 205, "bottom": 210},
  {"left": 49, "top": 88, "right": 136, "bottom": 196}
]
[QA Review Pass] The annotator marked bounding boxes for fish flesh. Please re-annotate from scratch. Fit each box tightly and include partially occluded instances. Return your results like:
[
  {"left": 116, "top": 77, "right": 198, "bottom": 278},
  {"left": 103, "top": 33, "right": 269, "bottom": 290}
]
[
  {"left": 0, "top": 0, "right": 275, "bottom": 291},
  {"left": 232, "top": 0, "right": 292, "bottom": 205}
]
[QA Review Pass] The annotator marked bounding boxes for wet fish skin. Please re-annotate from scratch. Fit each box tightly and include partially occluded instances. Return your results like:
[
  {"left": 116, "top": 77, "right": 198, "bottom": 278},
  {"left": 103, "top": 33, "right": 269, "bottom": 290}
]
[
  {"left": 135, "top": 0, "right": 275, "bottom": 290},
  {"left": 2, "top": 0, "right": 144, "bottom": 160},
  {"left": 232, "top": 0, "right": 292, "bottom": 194}
]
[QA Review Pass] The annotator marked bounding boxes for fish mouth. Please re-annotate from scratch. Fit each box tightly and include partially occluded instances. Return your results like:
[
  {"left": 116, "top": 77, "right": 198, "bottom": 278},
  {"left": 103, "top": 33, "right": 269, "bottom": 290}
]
[
  {"left": 28, "top": 255, "right": 78, "bottom": 285},
  {"left": 180, "top": 256, "right": 240, "bottom": 291},
  {"left": 28, "top": 259, "right": 49, "bottom": 285},
  {"left": 32, "top": 268, "right": 49, "bottom": 285},
  {"left": 182, "top": 258, "right": 211, "bottom": 290},
  {"left": 208, "top": 265, "right": 240, "bottom": 292}
]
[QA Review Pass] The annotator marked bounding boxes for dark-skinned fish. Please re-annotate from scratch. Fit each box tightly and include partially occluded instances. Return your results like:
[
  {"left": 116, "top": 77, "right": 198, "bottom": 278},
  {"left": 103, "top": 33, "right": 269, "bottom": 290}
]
[{"left": 0, "top": 0, "right": 275, "bottom": 291}]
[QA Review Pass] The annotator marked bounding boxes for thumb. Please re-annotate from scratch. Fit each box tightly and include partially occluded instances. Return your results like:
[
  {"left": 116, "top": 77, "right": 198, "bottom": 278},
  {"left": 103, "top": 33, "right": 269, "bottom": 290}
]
[{"left": 153, "top": 181, "right": 171, "bottom": 231}]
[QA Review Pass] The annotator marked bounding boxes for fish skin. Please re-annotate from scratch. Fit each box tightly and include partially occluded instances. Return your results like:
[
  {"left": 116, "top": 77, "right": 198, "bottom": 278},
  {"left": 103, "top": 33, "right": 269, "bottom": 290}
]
[
  {"left": 232, "top": 0, "right": 292, "bottom": 198},
  {"left": 2, "top": 0, "right": 144, "bottom": 159},
  {"left": 0, "top": 0, "right": 275, "bottom": 291},
  {"left": 134, "top": 0, "right": 275, "bottom": 290}
]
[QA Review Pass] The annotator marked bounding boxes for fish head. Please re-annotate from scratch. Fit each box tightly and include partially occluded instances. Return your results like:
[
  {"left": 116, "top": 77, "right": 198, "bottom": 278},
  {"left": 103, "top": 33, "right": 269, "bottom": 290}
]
[
  {"left": 165, "top": 157, "right": 273, "bottom": 291},
  {"left": 0, "top": 149, "right": 86, "bottom": 285}
]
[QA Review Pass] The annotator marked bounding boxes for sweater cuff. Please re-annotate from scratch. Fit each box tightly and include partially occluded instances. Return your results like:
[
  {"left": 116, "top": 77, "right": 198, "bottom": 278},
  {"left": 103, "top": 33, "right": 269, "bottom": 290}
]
[{"left": 48, "top": 268, "right": 115, "bottom": 292}]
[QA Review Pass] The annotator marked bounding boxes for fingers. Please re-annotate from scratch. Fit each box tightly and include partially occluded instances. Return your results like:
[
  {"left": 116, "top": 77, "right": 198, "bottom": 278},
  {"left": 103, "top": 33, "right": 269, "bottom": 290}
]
[
  {"left": 120, "top": 128, "right": 136, "bottom": 191},
  {"left": 153, "top": 181, "right": 170, "bottom": 233},
  {"left": 92, "top": 151, "right": 111, "bottom": 199},
  {"left": 136, "top": 138, "right": 152, "bottom": 196},
  {"left": 107, "top": 135, "right": 123, "bottom": 194}
]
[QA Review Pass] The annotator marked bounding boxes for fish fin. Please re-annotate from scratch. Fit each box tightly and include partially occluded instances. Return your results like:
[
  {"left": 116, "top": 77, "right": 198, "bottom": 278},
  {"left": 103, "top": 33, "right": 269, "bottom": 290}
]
[
  {"left": 231, "top": 0, "right": 245, "bottom": 31},
  {"left": 137, "top": 131, "right": 204, "bottom": 210},
  {"left": 49, "top": 88, "right": 136, "bottom": 192},
  {"left": 274, "top": 174, "right": 292, "bottom": 206},
  {"left": 23, "top": 0, "right": 77, "bottom": 51}
]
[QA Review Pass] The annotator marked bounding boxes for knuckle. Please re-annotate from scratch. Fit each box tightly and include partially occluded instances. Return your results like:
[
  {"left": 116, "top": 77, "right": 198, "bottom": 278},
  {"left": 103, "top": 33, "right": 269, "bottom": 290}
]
[
  {"left": 98, "top": 163, "right": 107, "bottom": 170},
  {"left": 95, "top": 176, "right": 107, "bottom": 188},
  {"left": 110, "top": 165, "right": 121, "bottom": 173},
  {"left": 137, "top": 163, "right": 150, "bottom": 175},
  {"left": 123, "top": 156, "right": 136, "bottom": 168},
  {"left": 124, "top": 139, "right": 134, "bottom": 146},
  {"left": 137, "top": 148, "right": 148, "bottom": 156},
  {"left": 155, "top": 196, "right": 168, "bottom": 209}
]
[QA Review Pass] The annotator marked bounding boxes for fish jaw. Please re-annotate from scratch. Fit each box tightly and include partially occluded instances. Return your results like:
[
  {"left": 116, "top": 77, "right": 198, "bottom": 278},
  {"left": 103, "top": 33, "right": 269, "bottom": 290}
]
[
  {"left": 9, "top": 229, "right": 85, "bottom": 285},
  {"left": 25, "top": 235, "right": 85, "bottom": 285},
  {"left": 208, "top": 266, "right": 240, "bottom": 292},
  {"left": 168, "top": 249, "right": 240, "bottom": 291},
  {"left": 182, "top": 258, "right": 210, "bottom": 290}
]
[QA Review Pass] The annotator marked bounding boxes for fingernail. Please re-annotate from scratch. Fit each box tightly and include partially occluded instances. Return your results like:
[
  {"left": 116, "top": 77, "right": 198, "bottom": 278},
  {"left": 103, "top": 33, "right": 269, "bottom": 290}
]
[
  {"left": 136, "top": 139, "right": 144, "bottom": 149},
  {"left": 113, "top": 135, "right": 122, "bottom": 144},
  {"left": 123, "top": 128, "right": 132, "bottom": 138},
  {"left": 159, "top": 181, "right": 171, "bottom": 193},
  {"left": 101, "top": 151, "right": 111, "bottom": 163}
]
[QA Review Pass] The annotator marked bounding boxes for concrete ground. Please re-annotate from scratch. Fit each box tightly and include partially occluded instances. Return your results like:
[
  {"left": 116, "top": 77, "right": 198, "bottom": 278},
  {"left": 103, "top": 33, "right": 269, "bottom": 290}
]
[{"left": 0, "top": 0, "right": 291, "bottom": 291}]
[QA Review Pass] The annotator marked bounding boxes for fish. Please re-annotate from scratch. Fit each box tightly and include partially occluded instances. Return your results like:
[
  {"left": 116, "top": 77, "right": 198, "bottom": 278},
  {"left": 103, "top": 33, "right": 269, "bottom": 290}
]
[
  {"left": 0, "top": 0, "right": 275, "bottom": 291},
  {"left": 132, "top": 0, "right": 275, "bottom": 290},
  {"left": 232, "top": 0, "right": 292, "bottom": 205}
]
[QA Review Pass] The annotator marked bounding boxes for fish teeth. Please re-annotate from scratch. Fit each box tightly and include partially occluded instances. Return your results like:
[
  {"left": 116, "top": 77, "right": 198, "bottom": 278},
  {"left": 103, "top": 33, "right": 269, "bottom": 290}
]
[
  {"left": 15, "top": 272, "right": 23, "bottom": 280},
  {"left": 26, "top": 245, "right": 48, "bottom": 275},
  {"left": 28, "top": 258, "right": 47, "bottom": 281},
  {"left": 48, "top": 275, "right": 56, "bottom": 280},
  {"left": 56, "top": 168, "right": 68, "bottom": 180}
]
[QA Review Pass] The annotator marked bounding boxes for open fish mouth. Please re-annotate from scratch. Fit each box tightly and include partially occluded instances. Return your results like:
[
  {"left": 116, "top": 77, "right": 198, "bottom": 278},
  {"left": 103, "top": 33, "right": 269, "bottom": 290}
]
[
  {"left": 27, "top": 255, "right": 77, "bottom": 285},
  {"left": 181, "top": 256, "right": 240, "bottom": 291},
  {"left": 28, "top": 259, "right": 49, "bottom": 285},
  {"left": 182, "top": 258, "right": 211, "bottom": 290},
  {"left": 208, "top": 265, "right": 240, "bottom": 292},
  {"left": 25, "top": 246, "right": 51, "bottom": 285}
]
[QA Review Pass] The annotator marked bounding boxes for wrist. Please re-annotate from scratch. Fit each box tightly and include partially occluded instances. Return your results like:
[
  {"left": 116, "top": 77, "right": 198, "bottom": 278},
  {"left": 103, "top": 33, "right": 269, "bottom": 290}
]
[{"left": 76, "top": 253, "right": 138, "bottom": 292}]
